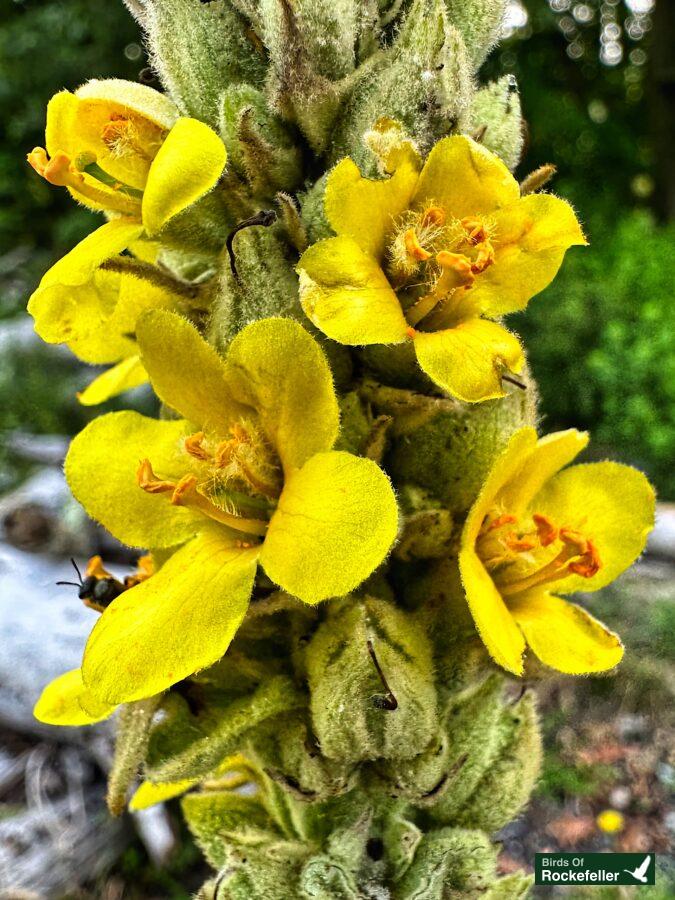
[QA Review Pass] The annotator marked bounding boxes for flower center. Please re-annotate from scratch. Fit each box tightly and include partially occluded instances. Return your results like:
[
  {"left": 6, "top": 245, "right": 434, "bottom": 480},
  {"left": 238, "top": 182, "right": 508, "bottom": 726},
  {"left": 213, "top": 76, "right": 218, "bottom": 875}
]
[
  {"left": 100, "top": 113, "right": 164, "bottom": 161},
  {"left": 477, "top": 510, "right": 602, "bottom": 598},
  {"left": 387, "top": 206, "right": 497, "bottom": 330},
  {"left": 137, "top": 419, "right": 282, "bottom": 539}
]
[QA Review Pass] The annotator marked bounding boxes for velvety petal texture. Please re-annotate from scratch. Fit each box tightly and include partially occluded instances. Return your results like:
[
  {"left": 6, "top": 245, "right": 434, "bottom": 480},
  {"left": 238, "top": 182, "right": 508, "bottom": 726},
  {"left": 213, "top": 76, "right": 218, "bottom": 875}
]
[
  {"left": 471, "top": 194, "right": 587, "bottom": 316},
  {"left": 510, "top": 592, "right": 624, "bottom": 674},
  {"left": 458, "top": 548, "right": 526, "bottom": 676},
  {"left": 224, "top": 317, "right": 340, "bottom": 472},
  {"left": 34, "top": 669, "right": 116, "bottom": 726},
  {"left": 325, "top": 157, "right": 419, "bottom": 258},
  {"left": 130, "top": 779, "right": 197, "bottom": 811},
  {"left": 297, "top": 134, "right": 585, "bottom": 404},
  {"left": 298, "top": 237, "right": 408, "bottom": 345},
  {"left": 531, "top": 461, "right": 655, "bottom": 594},
  {"left": 65, "top": 411, "right": 198, "bottom": 549},
  {"left": 28, "top": 221, "right": 144, "bottom": 343},
  {"left": 78, "top": 355, "right": 147, "bottom": 406},
  {"left": 142, "top": 118, "right": 227, "bottom": 236},
  {"left": 413, "top": 319, "right": 524, "bottom": 403},
  {"left": 459, "top": 427, "right": 653, "bottom": 676},
  {"left": 83, "top": 529, "right": 258, "bottom": 704},
  {"left": 260, "top": 451, "right": 399, "bottom": 604},
  {"left": 412, "top": 136, "right": 520, "bottom": 217},
  {"left": 136, "top": 310, "right": 246, "bottom": 432}
]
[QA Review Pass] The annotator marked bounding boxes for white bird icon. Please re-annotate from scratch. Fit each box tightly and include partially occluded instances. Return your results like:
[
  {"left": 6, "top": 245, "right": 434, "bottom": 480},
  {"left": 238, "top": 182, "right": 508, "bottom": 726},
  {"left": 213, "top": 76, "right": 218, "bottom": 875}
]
[{"left": 623, "top": 855, "right": 652, "bottom": 883}]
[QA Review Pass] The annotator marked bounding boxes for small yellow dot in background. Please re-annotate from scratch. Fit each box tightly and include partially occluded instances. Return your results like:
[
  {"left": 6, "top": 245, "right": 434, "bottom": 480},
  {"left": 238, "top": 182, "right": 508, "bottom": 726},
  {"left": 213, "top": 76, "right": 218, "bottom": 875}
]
[{"left": 596, "top": 809, "right": 625, "bottom": 834}]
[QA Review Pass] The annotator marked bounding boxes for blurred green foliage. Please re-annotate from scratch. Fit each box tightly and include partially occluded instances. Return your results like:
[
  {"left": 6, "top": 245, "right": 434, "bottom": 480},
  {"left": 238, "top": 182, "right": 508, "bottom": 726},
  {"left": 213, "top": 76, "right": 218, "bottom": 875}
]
[
  {"left": 0, "top": 0, "right": 672, "bottom": 497},
  {"left": 516, "top": 212, "right": 675, "bottom": 497}
]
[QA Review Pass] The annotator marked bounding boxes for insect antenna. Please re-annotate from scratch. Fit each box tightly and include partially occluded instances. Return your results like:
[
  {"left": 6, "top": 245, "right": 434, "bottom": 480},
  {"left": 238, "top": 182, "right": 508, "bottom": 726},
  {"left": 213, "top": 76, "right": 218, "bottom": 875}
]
[
  {"left": 70, "top": 557, "right": 84, "bottom": 583},
  {"left": 56, "top": 558, "right": 84, "bottom": 588}
]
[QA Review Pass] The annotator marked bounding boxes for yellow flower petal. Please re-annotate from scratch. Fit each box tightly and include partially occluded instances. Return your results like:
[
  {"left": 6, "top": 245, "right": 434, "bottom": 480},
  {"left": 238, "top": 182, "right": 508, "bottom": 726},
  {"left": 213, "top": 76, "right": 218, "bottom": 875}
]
[
  {"left": 130, "top": 778, "right": 197, "bottom": 811},
  {"left": 78, "top": 355, "right": 148, "bottom": 406},
  {"left": 413, "top": 319, "right": 524, "bottom": 403},
  {"left": 325, "top": 156, "right": 419, "bottom": 259},
  {"left": 298, "top": 236, "right": 408, "bottom": 345},
  {"left": 83, "top": 529, "right": 258, "bottom": 704},
  {"left": 463, "top": 427, "right": 539, "bottom": 547},
  {"left": 495, "top": 428, "right": 589, "bottom": 518},
  {"left": 225, "top": 318, "right": 339, "bottom": 472},
  {"left": 48, "top": 81, "right": 179, "bottom": 195},
  {"left": 458, "top": 548, "right": 526, "bottom": 675},
  {"left": 142, "top": 118, "right": 226, "bottom": 236},
  {"left": 136, "top": 310, "right": 247, "bottom": 433},
  {"left": 34, "top": 669, "right": 116, "bottom": 726},
  {"left": 471, "top": 194, "right": 587, "bottom": 316},
  {"left": 510, "top": 592, "right": 623, "bottom": 674},
  {"left": 27, "top": 221, "right": 143, "bottom": 343},
  {"left": 260, "top": 451, "right": 399, "bottom": 604},
  {"left": 530, "top": 461, "right": 655, "bottom": 594},
  {"left": 412, "top": 136, "right": 520, "bottom": 218},
  {"left": 65, "top": 411, "right": 199, "bottom": 549},
  {"left": 111, "top": 273, "right": 181, "bottom": 336}
]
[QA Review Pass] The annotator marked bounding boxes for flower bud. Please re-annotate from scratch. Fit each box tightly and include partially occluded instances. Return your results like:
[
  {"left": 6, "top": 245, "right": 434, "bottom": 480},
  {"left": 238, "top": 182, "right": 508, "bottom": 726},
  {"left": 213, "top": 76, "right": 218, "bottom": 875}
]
[
  {"left": 306, "top": 597, "right": 438, "bottom": 762},
  {"left": 142, "top": 0, "right": 266, "bottom": 128},
  {"left": 468, "top": 76, "right": 525, "bottom": 170},
  {"left": 363, "top": 370, "right": 537, "bottom": 516},
  {"left": 330, "top": 0, "right": 472, "bottom": 170},
  {"left": 444, "top": 0, "right": 508, "bottom": 72}
]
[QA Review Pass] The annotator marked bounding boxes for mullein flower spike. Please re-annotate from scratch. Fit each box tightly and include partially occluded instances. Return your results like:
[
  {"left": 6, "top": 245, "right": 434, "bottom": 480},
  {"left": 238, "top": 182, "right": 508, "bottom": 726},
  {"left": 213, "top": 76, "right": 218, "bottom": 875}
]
[{"left": 26, "top": 1, "right": 657, "bottom": 894}]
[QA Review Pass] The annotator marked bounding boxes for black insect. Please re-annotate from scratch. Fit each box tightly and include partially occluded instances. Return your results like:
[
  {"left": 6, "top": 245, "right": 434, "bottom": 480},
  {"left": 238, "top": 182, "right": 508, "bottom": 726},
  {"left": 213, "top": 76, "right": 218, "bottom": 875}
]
[{"left": 57, "top": 557, "right": 126, "bottom": 612}]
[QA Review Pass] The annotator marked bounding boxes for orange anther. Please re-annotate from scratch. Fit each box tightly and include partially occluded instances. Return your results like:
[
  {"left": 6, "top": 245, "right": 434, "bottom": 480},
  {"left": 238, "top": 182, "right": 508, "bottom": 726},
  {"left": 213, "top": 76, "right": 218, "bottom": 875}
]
[
  {"left": 137, "top": 458, "right": 175, "bottom": 494},
  {"left": 486, "top": 513, "right": 517, "bottom": 532},
  {"left": 533, "top": 514, "right": 559, "bottom": 547},
  {"left": 185, "top": 431, "right": 210, "bottom": 461},
  {"left": 461, "top": 217, "right": 488, "bottom": 244},
  {"left": 171, "top": 474, "right": 198, "bottom": 506},
  {"left": 505, "top": 532, "right": 537, "bottom": 553},
  {"left": 471, "top": 241, "right": 495, "bottom": 273},
  {"left": 559, "top": 528, "right": 589, "bottom": 556},
  {"left": 421, "top": 206, "right": 446, "bottom": 228},
  {"left": 232, "top": 422, "right": 251, "bottom": 443},
  {"left": 406, "top": 326, "right": 417, "bottom": 339},
  {"left": 215, "top": 440, "right": 235, "bottom": 468},
  {"left": 27, "top": 148, "right": 80, "bottom": 187},
  {"left": 436, "top": 250, "right": 475, "bottom": 290},
  {"left": 404, "top": 228, "right": 432, "bottom": 262},
  {"left": 568, "top": 539, "right": 602, "bottom": 578}
]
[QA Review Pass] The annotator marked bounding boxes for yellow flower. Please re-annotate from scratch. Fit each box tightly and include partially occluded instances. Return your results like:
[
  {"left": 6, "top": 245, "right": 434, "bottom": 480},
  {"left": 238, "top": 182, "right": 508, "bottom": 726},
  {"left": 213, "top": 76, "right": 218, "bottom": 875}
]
[
  {"left": 27, "top": 80, "right": 226, "bottom": 347},
  {"left": 297, "top": 135, "right": 586, "bottom": 403},
  {"left": 596, "top": 810, "right": 625, "bottom": 834},
  {"left": 65, "top": 312, "right": 399, "bottom": 705},
  {"left": 65, "top": 269, "right": 183, "bottom": 405},
  {"left": 459, "top": 427, "right": 654, "bottom": 675}
]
